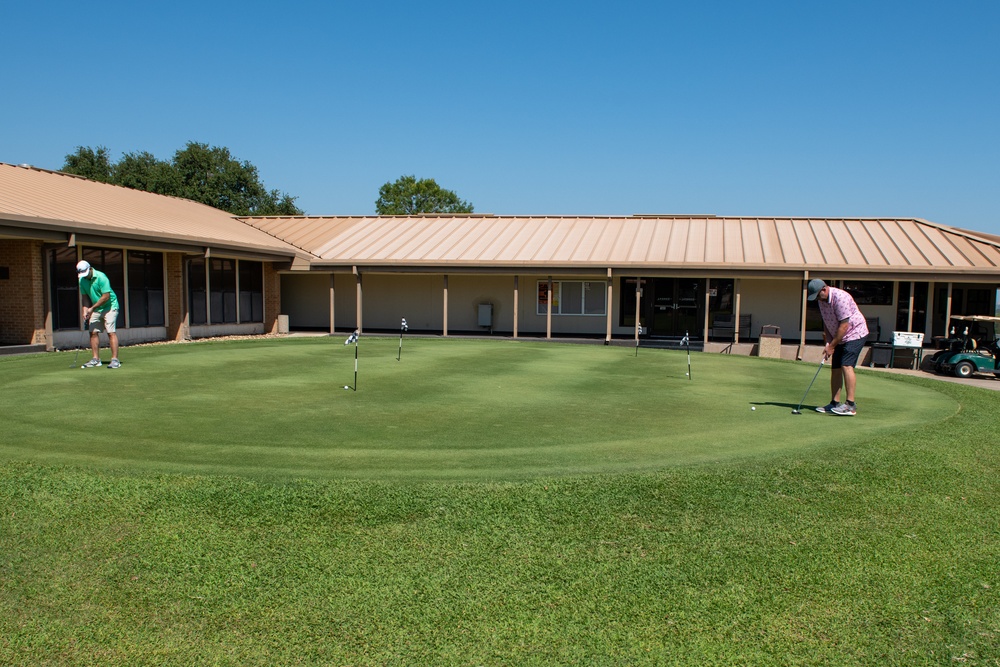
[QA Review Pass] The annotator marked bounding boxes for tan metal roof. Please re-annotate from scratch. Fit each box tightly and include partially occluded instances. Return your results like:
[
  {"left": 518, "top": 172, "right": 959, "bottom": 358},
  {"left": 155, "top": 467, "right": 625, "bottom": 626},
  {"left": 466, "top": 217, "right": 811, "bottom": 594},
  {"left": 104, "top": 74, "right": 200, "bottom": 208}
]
[
  {"left": 243, "top": 214, "right": 1000, "bottom": 277},
  {"left": 0, "top": 163, "right": 307, "bottom": 259},
  {"left": 3, "top": 161, "right": 998, "bottom": 277}
]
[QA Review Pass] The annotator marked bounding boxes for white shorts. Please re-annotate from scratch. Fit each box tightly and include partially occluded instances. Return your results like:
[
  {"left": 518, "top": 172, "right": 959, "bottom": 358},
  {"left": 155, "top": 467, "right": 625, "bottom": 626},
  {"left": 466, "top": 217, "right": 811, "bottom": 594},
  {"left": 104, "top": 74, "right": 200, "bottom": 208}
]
[{"left": 89, "top": 309, "right": 118, "bottom": 334}]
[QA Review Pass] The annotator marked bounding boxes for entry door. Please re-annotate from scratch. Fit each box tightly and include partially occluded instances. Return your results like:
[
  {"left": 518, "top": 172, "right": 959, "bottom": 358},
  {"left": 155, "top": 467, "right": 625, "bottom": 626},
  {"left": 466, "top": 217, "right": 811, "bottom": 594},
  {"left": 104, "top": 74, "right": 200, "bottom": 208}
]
[{"left": 649, "top": 278, "right": 702, "bottom": 337}]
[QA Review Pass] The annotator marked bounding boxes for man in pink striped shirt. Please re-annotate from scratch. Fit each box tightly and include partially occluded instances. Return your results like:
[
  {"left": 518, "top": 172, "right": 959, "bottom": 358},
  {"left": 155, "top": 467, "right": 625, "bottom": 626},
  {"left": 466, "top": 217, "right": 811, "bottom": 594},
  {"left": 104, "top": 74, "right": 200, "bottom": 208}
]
[{"left": 807, "top": 279, "right": 869, "bottom": 416}]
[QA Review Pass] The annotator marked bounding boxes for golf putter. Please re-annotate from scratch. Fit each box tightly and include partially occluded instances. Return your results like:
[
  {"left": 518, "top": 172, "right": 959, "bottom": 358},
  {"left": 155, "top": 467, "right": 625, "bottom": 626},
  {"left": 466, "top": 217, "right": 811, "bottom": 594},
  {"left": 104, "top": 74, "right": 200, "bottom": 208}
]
[{"left": 791, "top": 357, "right": 826, "bottom": 414}]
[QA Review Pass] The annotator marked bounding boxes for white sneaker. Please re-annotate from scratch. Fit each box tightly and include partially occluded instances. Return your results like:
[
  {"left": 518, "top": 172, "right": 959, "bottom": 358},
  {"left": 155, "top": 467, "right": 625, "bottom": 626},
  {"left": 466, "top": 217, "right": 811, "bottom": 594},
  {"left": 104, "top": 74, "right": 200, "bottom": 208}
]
[
  {"left": 82, "top": 358, "right": 102, "bottom": 368},
  {"left": 831, "top": 403, "right": 857, "bottom": 416}
]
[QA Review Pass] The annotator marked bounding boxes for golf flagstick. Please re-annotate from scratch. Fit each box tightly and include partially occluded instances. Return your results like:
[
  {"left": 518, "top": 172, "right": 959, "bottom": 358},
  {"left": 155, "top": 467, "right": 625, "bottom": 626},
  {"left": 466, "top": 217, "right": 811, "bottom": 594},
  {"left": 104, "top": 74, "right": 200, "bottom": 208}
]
[
  {"left": 397, "top": 317, "right": 408, "bottom": 361},
  {"left": 791, "top": 356, "right": 826, "bottom": 414},
  {"left": 683, "top": 330, "right": 691, "bottom": 380},
  {"left": 343, "top": 330, "right": 359, "bottom": 391}
]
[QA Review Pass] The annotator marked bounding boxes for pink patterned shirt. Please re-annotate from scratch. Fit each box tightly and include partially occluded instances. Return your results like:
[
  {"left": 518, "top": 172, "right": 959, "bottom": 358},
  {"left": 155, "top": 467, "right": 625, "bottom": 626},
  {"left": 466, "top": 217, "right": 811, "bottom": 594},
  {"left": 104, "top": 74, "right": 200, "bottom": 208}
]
[{"left": 818, "top": 286, "right": 869, "bottom": 343}]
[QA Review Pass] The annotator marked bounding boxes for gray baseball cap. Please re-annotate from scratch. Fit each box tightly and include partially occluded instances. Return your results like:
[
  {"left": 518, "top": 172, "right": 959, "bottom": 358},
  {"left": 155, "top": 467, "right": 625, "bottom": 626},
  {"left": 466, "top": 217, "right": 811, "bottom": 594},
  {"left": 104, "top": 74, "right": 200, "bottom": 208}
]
[{"left": 806, "top": 279, "right": 826, "bottom": 301}]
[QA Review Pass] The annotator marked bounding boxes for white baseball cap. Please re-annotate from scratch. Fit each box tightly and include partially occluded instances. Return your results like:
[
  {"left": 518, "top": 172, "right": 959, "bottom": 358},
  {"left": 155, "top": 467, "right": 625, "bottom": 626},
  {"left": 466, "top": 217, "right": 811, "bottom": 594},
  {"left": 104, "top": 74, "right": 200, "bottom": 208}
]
[{"left": 76, "top": 260, "right": 91, "bottom": 276}]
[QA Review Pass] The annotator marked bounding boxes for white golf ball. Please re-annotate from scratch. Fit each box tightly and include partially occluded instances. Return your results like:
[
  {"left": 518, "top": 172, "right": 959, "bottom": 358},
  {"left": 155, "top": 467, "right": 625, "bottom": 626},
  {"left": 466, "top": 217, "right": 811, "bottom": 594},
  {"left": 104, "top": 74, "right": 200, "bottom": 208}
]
[{"left": 751, "top": 406, "right": 756, "bottom": 411}]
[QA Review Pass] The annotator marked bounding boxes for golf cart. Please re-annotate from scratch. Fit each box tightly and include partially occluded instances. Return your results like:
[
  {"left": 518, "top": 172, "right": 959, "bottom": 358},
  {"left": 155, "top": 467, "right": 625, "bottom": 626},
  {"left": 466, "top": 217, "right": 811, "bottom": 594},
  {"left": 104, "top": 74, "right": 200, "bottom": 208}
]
[{"left": 932, "top": 315, "right": 1000, "bottom": 379}]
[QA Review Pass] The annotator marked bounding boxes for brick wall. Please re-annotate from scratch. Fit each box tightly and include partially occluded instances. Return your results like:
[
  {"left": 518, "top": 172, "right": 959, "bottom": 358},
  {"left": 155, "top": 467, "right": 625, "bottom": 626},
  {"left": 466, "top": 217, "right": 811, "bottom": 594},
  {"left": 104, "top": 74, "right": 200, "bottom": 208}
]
[
  {"left": 165, "top": 253, "right": 187, "bottom": 341},
  {"left": 0, "top": 240, "right": 49, "bottom": 346},
  {"left": 265, "top": 263, "right": 280, "bottom": 333}
]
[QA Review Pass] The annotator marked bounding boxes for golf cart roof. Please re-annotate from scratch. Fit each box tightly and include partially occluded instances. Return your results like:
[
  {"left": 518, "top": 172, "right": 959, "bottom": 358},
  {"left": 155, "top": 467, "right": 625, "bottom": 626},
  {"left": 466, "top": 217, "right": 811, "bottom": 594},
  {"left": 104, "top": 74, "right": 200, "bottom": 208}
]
[{"left": 951, "top": 315, "right": 1000, "bottom": 323}]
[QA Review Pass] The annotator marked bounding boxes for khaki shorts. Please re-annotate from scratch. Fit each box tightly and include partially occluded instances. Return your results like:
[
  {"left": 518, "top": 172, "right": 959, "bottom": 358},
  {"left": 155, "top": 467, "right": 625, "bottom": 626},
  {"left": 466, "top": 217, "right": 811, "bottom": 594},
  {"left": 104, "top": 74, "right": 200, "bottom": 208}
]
[{"left": 88, "top": 309, "right": 118, "bottom": 334}]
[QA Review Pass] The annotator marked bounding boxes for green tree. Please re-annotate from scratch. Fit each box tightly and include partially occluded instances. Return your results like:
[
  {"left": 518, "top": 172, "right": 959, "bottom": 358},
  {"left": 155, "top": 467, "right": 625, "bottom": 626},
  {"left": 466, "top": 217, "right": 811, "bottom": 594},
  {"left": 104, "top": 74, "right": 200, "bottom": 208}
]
[
  {"left": 113, "top": 151, "right": 179, "bottom": 196},
  {"left": 170, "top": 142, "right": 303, "bottom": 216},
  {"left": 62, "top": 146, "right": 114, "bottom": 183},
  {"left": 376, "top": 175, "right": 474, "bottom": 215},
  {"left": 61, "top": 143, "right": 303, "bottom": 216}
]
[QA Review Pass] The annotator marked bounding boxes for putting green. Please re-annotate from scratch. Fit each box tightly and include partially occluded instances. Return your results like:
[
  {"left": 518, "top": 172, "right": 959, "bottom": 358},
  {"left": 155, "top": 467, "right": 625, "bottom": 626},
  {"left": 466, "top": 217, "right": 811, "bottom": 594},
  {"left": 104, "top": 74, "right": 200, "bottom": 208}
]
[{"left": 0, "top": 337, "right": 958, "bottom": 481}]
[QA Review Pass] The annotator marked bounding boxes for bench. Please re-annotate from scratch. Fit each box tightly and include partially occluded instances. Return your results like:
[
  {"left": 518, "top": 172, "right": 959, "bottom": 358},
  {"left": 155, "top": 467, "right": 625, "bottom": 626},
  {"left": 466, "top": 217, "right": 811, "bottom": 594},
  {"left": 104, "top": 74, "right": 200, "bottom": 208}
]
[{"left": 711, "top": 313, "right": 752, "bottom": 341}]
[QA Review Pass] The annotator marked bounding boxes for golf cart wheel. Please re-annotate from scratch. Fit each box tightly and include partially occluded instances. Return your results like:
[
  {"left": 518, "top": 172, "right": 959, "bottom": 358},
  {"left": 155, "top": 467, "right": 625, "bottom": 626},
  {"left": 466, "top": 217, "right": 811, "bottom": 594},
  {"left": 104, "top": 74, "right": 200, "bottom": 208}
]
[{"left": 954, "top": 361, "right": 975, "bottom": 378}]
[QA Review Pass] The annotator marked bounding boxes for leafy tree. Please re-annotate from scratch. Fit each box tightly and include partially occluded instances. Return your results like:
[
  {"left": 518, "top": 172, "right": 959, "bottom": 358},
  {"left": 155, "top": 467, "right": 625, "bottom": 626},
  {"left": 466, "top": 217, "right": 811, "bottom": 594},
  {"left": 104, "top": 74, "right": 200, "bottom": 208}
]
[
  {"left": 61, "top": 142, "right": 303, "bottom": 216},
  {"left": 113, "top": 151, "right": 178, "bottom": 196},
  {"left": 62, "top": 146, "right": 113, "bottom": 183},
  {"left": 376, "top": 175, "right": 474, "bottom": 215}
]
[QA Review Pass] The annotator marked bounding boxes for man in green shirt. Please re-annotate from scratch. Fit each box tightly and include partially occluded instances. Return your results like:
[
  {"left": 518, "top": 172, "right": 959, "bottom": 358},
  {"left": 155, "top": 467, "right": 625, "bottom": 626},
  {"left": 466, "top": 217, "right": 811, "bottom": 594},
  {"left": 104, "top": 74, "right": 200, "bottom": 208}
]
[{"left": 76, "top": 260, "right": 121, "bottom": 369}]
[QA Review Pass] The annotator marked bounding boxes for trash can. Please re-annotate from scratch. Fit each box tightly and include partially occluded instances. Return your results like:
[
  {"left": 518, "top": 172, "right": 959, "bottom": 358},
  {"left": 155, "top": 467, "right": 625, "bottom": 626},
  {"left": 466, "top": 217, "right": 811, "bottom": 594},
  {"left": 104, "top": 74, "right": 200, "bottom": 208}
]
[{"left": 757, "top": 325, "right": 781, "bottom": 358}]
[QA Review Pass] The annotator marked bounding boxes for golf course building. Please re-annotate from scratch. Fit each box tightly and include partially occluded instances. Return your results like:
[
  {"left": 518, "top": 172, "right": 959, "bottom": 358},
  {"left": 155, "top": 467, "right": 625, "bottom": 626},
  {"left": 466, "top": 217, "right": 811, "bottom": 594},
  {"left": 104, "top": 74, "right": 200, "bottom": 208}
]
[{"left": 3, "top": 162, "right": 999, "bottom": 359}]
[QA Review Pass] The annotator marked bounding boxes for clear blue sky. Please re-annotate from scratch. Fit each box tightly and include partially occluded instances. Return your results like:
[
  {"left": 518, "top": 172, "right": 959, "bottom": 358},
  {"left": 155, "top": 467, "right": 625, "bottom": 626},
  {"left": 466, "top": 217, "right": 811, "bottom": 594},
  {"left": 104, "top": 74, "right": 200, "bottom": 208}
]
[{"left": 3, "top": 1, "right": 998, "bottom": 234}]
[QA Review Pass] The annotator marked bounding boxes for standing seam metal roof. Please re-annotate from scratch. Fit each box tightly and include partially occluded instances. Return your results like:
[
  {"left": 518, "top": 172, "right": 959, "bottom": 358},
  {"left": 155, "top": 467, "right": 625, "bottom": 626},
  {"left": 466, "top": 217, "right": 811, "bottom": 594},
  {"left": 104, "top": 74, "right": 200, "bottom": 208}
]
[
  {"left": 0, "top": 163, "right": 309, "bottom": 258},
  {"left": 3, "top": 162, "right": 999, "bottom": 274},
  {"left": 241, "top": 214, "right": 1000, "bottom": 273}
]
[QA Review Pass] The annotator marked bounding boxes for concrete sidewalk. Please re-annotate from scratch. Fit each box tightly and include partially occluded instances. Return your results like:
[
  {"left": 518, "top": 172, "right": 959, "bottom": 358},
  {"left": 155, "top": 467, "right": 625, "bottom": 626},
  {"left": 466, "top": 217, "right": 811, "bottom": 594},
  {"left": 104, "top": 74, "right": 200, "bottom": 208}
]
[{"left": 863, "top": 364, "right": 1000, "bottom": 391}]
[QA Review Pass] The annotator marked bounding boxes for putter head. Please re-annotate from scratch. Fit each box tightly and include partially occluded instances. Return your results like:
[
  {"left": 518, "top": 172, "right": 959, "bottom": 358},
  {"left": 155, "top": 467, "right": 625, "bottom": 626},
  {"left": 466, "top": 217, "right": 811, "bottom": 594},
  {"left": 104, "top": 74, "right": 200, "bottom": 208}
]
[{"left": 791, "top": 409, "right": 802, "bottom": 415}]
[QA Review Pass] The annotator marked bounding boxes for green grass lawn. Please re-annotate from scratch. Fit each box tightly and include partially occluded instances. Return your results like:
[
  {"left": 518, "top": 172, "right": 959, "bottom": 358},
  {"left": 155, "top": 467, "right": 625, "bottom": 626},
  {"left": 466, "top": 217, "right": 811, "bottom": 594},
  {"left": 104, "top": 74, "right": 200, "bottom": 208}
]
[
  {"left": 0, "top": 338, "right": 997, "bottom": 665},
  {"left": 0, "top": 337, "right": 959, "bottom": 480}
]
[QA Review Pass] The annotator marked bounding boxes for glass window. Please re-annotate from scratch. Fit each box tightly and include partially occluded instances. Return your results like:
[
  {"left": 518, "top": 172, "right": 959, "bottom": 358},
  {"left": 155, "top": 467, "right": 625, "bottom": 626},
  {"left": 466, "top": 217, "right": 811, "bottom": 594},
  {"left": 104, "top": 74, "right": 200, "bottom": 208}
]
[
  {"left": 561, "top": 282, "right": 583, "bottom": 314},
  {"left": 80, "top": 248, "right": 125, "bottom": 329},
  {"left": 238, "top": 261, "right": 264, "bottom": 323},
  {"left": 49, "top": 248, "right": 80, "bottom": 330},
  {"left": 537, "top": 280, "right": 606, "bottom": 316},
  {"left": 189, "top": 258, "right": 207, "bottom": 325},
  {"left": 127, "top": 251, "right": 165, "bottom": 327},
  {"left": 210, "top": 258, "right": 237, "bottom": 324},
  {"left": 584, "top": 281, "right": 605, "bottom": 315},
  {"left": 843, "top": 280, "right": 893, "bottom": 306}
]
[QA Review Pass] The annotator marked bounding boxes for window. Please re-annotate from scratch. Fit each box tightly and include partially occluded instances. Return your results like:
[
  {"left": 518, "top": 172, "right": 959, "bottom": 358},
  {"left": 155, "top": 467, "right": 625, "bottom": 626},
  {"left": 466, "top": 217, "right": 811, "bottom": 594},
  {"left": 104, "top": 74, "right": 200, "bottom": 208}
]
[
  {"left": 189, "top": 257, "right": 264, "bottom": 325},
  {"left": 49, "top": 248, "right": 80, "bottom": 330},
  {"left": 81, "top": 248, "right": 125, "bottom": 329},
  {"left": 843, "top": 280, "right": 893, "bottom": 306},
  {"left": 210, "top": 258, "right": 237, "bottom": 324},
  {"left": 127, "top": 251, "right": 165, "bottom": 327},
  {"left": 189, "top": 258, "right": 208, "bottom": 324},
  {"left": 238, "top": 261, "right": 264, "bottom": 323},
  {"left": 536, "top": 280, "right": 606, "bottom": 316}
]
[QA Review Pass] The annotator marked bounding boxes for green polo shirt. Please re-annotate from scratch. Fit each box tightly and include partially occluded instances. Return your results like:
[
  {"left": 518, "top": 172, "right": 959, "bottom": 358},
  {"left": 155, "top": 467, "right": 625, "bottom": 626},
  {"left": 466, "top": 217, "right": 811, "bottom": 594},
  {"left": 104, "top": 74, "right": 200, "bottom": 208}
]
[{"left": 79, "top": 269, "right": 119, "bottom": 312}]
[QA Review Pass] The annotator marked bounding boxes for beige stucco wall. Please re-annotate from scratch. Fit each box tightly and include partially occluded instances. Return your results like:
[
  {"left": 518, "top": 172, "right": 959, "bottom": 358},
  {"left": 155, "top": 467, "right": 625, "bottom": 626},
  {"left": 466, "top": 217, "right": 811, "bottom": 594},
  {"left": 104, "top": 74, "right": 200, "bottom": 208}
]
[
  {"left": 275, "top": 271, "right": 960, "bottom": 342},
  {"left": 737, "top": 278, "right": 802, "bottom": 341}
]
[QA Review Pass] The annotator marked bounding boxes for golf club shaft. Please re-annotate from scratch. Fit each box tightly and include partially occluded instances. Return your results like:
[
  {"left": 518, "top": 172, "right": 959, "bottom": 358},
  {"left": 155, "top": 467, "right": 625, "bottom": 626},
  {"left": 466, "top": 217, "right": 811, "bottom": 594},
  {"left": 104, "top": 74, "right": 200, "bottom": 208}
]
[
  {"left": 794, "top": 358, "right": 826, "bottom": 411},
  {"left": 71, "top": 322, "right": 89, "bottom": 367}
]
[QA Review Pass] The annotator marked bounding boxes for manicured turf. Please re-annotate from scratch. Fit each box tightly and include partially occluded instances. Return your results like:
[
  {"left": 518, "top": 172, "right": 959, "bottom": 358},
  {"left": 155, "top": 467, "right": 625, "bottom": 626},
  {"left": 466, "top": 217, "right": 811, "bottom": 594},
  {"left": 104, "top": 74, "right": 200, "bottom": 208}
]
[
  {"left": 0, "top": 337, "right": 957, "bottom": 480},
  {"left": 1, "top": 339, "right": 996, "bottom": 665}
]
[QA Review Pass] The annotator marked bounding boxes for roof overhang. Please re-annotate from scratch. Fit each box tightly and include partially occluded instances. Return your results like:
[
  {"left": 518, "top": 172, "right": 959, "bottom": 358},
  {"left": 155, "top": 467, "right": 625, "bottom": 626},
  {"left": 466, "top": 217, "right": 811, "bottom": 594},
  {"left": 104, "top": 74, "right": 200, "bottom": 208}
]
[{"left": 1, "top": 214, "right": 304, "bottom": 262}]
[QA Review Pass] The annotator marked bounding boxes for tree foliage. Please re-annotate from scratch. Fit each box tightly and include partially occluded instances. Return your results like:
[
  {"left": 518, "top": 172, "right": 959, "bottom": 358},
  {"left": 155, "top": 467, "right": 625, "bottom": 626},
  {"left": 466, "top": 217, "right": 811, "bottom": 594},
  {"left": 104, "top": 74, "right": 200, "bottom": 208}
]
[
  {"left": 62, "top": 142, "right": 303, "bottom": 216},
  {"left": 62, "top": 146, "right": 114, "bottom": 183},
  {"left": 376, "top": 175, "right": 474, "bottom": 215}
]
